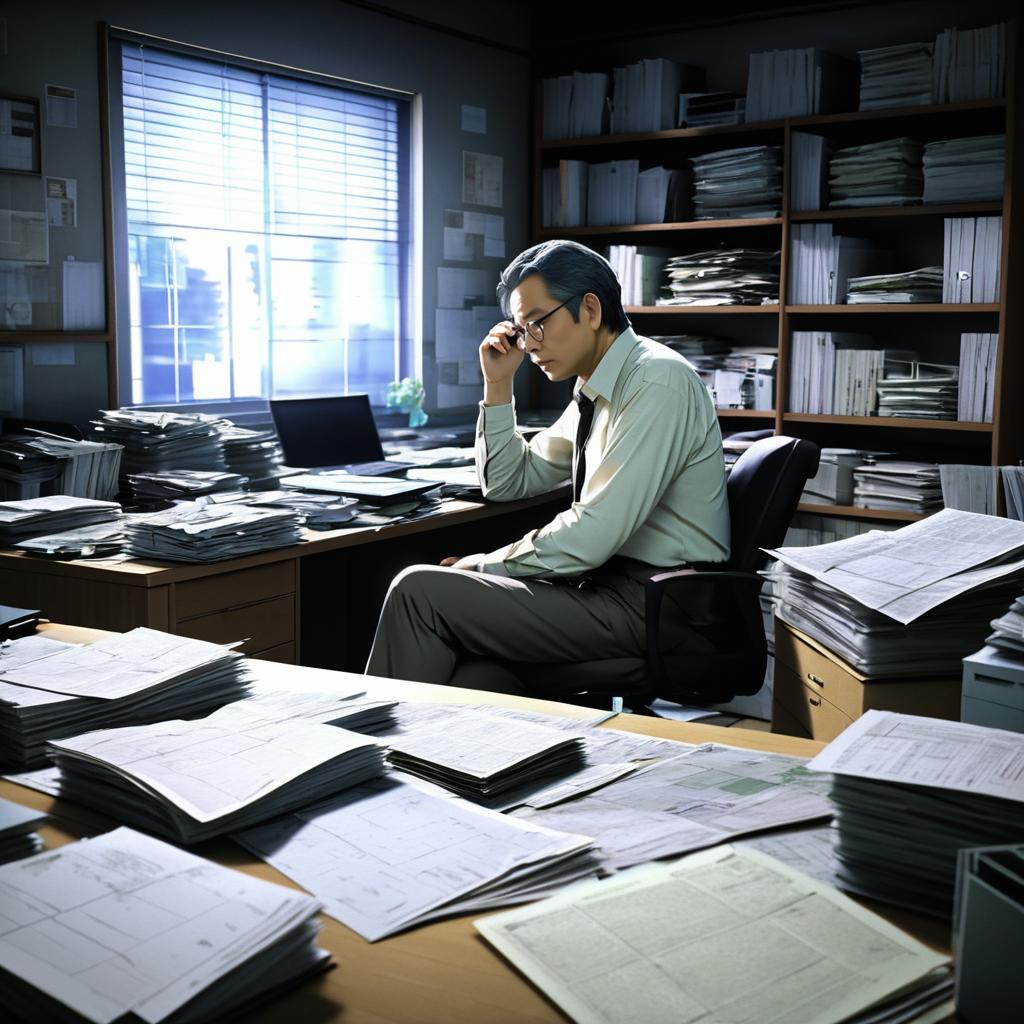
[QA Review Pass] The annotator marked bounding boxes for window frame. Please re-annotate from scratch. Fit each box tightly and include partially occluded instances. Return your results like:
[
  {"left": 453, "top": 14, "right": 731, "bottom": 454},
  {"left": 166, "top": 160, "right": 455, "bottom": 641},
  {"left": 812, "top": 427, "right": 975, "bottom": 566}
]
[{"left": 105, "top": 27, "right": 416, "bottom": 424}]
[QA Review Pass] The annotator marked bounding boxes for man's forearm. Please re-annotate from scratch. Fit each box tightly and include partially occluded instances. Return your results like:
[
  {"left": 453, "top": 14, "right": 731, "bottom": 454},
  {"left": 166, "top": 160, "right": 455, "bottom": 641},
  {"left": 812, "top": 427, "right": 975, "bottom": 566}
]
[{"left": 483, "top": 379, "right": 514, "bottom": 407}]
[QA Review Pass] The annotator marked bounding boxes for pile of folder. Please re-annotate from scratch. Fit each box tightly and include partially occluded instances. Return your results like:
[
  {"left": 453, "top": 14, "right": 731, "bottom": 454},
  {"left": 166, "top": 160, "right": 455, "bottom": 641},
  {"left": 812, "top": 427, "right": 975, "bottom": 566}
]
[
  {"left": 542, "top": 70, "right": 609, "bottom": 139},
  {"left": 800, "top": 448, "right": 872, "bottom": 506},
  {"left": 857, "top": 41, "right": 934, "bottom": 110},
  {"left": 248, "top": 490, "right": 360, "bottom": 529},
  {"left": 0, "top": 627, "right": 251, "bottom": 768},
  {"left": 0, "top": 434, "right": 122, "bottom": 502},
  {"left": 846, "top": 266, "right": 943, "bottom": 303},
  {"left": 986, "top": 594, "right": 1024, "bottom": 657},
  {"left": 127, "top": 468, "right": 249, "bottom": 499},
  {"left": 606, "top": 245, "right": 670, "bottom": 306},
  {"left": 542, "top": 160, "right": 588, "bottom": 228},
  {"left": 933, "top": 23, "right": 1006, "bottom": 103},
  {"left": 943, "top": 216, "right": 1002, "bottom": 303},
  {"left": 689, "top": 146, "right": 782, "bottom": 220},
  {"left": 677, "top": 91, "right": 745, "bottom": 127},
  {"left": 808, "top": 710, "right": 1024, "bottom": 918},
  {"left": 0, "top": 827, "right": 330, "bottom": 1024},
  {"left": 940, "top": 464, "right": 998, "bottom": 515},
  {"left": 875, "top": 360, "right": 959, "bottom": 418},
  {"left": 13, "top": 519, "right": 126, "bottom": 559},
  {"left": 220, "top": 422, "right": 289, "bottom": 487},
  {"left": 0, "top": 494, "right": 122, "bottom": 546},
  {"left": 125, "top": 500, "right": 303, "bottom": 562},
  {"left": 925, "top": 135, "right": 1005, "bottom": 203},
  {"left": 0, "top": 796, "right": 45, "bottom": 863},
  {"left": 745, "top": 47, "right": 852, "bottom": 121},
  {"left": 659, "top": 249, "right": 780, "bottom": 306},
  {"left": 828, "top": 137, "right": 923, "bottom": 207},
  {"left": 853, "top": 460, "right": 942, "bottom": 512},
  {"left": 686, "top": 350, "right": 776, "bottom": 410},
  {"left": 609, "top": 57, "right": 693, "bottom": 133},
  {"left": 585, "top": 159, "right": 640, "bottom": 225},
  {"left": 788, "top": 224, "right": 888, "bottom": 304}
]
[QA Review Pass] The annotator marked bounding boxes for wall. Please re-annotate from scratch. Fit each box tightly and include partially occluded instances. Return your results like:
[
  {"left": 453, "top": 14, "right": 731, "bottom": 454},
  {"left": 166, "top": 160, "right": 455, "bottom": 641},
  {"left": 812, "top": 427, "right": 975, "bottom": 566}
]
[{"left": 0, "top": 0, "right": 532, "bottom": 424}]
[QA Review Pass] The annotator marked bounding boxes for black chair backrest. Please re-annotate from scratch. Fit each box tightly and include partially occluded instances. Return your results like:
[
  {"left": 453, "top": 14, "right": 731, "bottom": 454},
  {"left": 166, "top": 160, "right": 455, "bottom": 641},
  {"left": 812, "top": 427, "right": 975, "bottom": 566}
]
[{"left": 724, "top": 436, "right": 820, "bottom": 573}]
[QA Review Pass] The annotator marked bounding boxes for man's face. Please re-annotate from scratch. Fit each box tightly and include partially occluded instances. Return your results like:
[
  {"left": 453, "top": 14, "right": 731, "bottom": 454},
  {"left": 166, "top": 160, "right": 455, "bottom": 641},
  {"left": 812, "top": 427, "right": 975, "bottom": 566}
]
[{"left": 509, "top": 275, "right": 600, "bottom": 382}]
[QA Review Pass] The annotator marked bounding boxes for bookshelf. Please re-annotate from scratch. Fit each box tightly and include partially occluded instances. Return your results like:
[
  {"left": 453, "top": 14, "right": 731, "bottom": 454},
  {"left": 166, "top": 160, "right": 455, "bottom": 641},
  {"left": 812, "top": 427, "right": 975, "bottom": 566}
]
[{"left": 531, "top": 19, "right": 1022, "bottom": 521}]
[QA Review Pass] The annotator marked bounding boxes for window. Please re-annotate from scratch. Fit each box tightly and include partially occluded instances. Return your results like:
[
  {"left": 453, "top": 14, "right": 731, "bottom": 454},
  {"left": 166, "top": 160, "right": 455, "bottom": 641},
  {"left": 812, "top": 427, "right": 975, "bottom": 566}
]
[{"left": 115, "top": 40, "right": 412, "bottom": 409}]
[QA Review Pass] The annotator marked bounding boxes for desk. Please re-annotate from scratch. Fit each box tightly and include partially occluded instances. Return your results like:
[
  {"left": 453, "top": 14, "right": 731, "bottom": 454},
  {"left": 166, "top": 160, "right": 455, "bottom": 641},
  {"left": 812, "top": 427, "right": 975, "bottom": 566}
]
[
  {"left": 1, "top": 630, "right": 951, "bottom": 1024},
  {"left": 0, "top": 491, "right": 567, "bottom": 672}
]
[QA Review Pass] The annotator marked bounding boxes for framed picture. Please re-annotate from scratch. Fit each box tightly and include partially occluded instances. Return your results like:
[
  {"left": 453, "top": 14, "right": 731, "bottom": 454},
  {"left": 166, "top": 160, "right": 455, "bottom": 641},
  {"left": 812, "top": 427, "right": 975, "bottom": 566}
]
[{"left": 0, "top": 95, "right": 42, "bottom": 175}]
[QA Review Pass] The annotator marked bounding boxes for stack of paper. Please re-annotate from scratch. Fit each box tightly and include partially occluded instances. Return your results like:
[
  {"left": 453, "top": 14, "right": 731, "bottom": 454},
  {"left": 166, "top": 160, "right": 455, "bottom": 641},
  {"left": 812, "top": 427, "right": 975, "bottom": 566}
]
[
  {"left": 248, "top": 489, "right": 360, "bottom": 529},
  {"left": 940, "top": 464, "right": 998, "bottom": 515},
  {"left": 986, "top": 594, "right": 1024, "bottom": 656},
  {"left": 933, "top": 23, "right": 1006, "bottom": 103},
  {"left": 219, "top": 423, "right": 289, "bottom": 488},
  {"left": 0, "top": 495, "right": 121, "bottom": 546},
  {"left": 0, "top": 628, "right": 251, "bottom": 767},
  {"left": 586, "top": 160, "right": 639, "bottom": 225},
  {"left": 127, "top": 469, "right": 249, "bottom": 499},
  {"left": 858, "top": 41, "right": 934, "bottom": 109},
  {"left": 689, "top": 146, "right": 782, "bottom": 220},
  {"left": 801, "top": 448, "right": 871, "bottom": 506},
  {"left": 808, "top": 710, "right": 1024, "bottom": 917},
  {"left": 49, "top": 712, "right": 386, "bottom": 843},
  {"left": 828, "top": 137, "right": 923, "bottom": 207},
  {"left": 846, "top": 265, "right": 943, "bottom": 303},
  {"left": 875, "top": 361, "right": 959, "bottom": 418},
  {"left": 686, "top": 350, "right": 776, "bottom": 410},
  {"left": 609, "top": 58, "right": 686, "bottom": 133},
  {"left": 853, "top": 460, "right": 942, "bottom": 512},
  {"left": 0, "top": 434, "right": 122, "bottom": 502},
  {"left": 381, "top": 704, "right": 586, "bottom": 800},
  {"left": 925, "top": 135, "right": 1005, "bottom": 203},
  {"left": 607, "top": 245, "right": 670, "bottom": 306},
  {"left": 1001, "top": 466, "right": 1024, "bottom": 521},
  {"left": 788, "top": 223, "right": 888, "bottom": 304},
  {"left": 89, "top": 408, "right": 228, "bottom": 478},
  {"left": 636, "top": 166, "right": 679, "bottom": 223},
  {"left": 746, "top": 48, "right": 852, "bottom": 121},
  {"left": 13, "top": 520, "right": 126, "bottom": 559},
  {"left": 238, "top": 774, "right": 597, "bottom": 941},
  {"left": 790, "top": 131, "right": 829, "bottom": 211},
  {"left": 943, "top": 216, "right": 1002, "bottom": 302},
  {"left": 568, "top": 71, "right": 609, "bottom": 137},
  {"left": 0, "top": 827, "right": 330, "bottom": 1022},
  {"left": 542, "top": 159, "right": 588, "bottom": 227},
  {"left": 541, "top": 76, "right": 573, "bottom": 139},
  {"left": 787, "top": 333, "right": 902, "bottom": 415},
  {"left": 0, "top": 796, "right": 44, "bottom": 862},
  {"left": 125, "top": 500, "right": 303, "bottom": 562},
  {"left": 766, "top": 510, "right": 1024, "bottom": 675},
  {"left": 0, "top": 438, "right": 67, "bottom": 500},
  {"left": 659, "top": 249, "right": 780, "bottom": 306},
  {"left": 477, "top": 845, "right": 954, "bottom": 1024}
]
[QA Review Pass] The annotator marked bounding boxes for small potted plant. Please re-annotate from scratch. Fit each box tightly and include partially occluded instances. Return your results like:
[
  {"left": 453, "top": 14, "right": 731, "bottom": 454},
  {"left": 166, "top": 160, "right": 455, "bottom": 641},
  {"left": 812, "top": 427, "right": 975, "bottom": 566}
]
[{"left": 386, "top": 377, "right": 428, "bottom": 428}]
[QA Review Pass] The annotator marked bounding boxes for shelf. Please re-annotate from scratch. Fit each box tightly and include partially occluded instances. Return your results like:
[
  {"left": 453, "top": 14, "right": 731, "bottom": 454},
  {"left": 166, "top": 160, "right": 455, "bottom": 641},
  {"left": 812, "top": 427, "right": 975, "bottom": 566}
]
[
  {"left": 538, "top": 119, "right": 785, "bottom": 151},
  {"left": 785, "top": 303, "right": 1000, "bottom": 314},
  {"left": 790, "top": 202, "right": 1003, "bottom": 222},
  {"left": 539, "top": 217, "right": 781, "bottom": 236},
  {"left": 783, "top": 414, "right": 993, "bottom": 432},
  {"left": 0, "top": 332, "right": 112, "bottom": 343},
  {"left": 716, "top": 408, "right": 776, "bottom": 418},
  {"left": 627, "top": 305, "right": 779, "bottom": 315},
  {"left": 789, "top": 97, "right": 1006, "bottom": 129},
  {"left": 796, "top": 502, "right": 927, "bottom": 522}
]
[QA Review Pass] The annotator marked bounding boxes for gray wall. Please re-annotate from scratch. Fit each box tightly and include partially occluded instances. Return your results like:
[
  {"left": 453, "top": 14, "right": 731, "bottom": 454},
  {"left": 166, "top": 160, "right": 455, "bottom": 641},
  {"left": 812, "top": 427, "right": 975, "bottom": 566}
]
[{"left": 0, "top": 0, "right": 532, "bottom": 423}]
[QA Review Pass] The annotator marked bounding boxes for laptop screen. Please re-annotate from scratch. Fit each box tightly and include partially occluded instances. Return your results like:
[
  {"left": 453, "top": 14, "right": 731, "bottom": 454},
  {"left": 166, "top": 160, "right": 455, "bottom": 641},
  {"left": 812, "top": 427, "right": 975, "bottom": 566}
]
[{"left": 269, "top": 395, "right": 385, "bottom": 468}]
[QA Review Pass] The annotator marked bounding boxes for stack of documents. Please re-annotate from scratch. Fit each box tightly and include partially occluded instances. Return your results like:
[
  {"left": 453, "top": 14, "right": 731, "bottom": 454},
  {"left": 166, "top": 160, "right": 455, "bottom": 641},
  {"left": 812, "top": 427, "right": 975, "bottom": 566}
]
[
  {"left": 13, "top": 520, "right": 126, "bottom": 559},
  {"left": 678, "top": 91, "right": 745, "bottom": 127},
  {"left": 90, "top": 408, "right": 228, "bottom": 477},
  {"left": 745, "top": 48, "right": 852, "bottom": 120},
  {"left": 689, "top": 146, "right": 782, "bottom": 219},
  {"left": 0, "top": 437, "right": 67, "bottom": 500},
  {"left": 0, "top": 796, "right": 44, "bottom": 862},
  {"left": 943, "top": 216, "right": 1002, "bottom": 302},
  {"left": 541, "top": 75, "right": 573, "bottom": 139},
  {"left": 0, "top": 434, "right": 121, "bottom": 501},
  {"left": 853, "top": 460, "right": 942, "bottom": 512},
  {"left": 828, "top": 137, "right": 923, "bottom": 207},
  {"left": 940, "top": 464, "right": 998, "bottom": 515},
  {"left": 766, "top": 509, "right": 1024, "bottom": 675},
  {"left": 933, "top": 23, "right": 1006, "bottom": 103},
  {"left": 858, "top": 41, "right": 934, "bottom": 109},
  {"left": 846, "top": 265, "right": 943, "bottom": 303},
  {"left": 127, "top": 468, "right": 249, "bottom": 499},
  {"left": 238, "top": 774, "right": 597, "bottom": 941},
  {"left": 636, "top": 165, "right": 681, "bottom": 223},
  {"left": 0, "top": 495, "right": 121, "bottom": 546},
  {"left": 586, "top": 159, "right": 639, "bottom": 225},
  {"left": 125, "top": 500, "right": 303, "bottom": 562},
  {"left": 568, "top": 71, "right": 609, "bottom": 137},
  {"left": 0, "top": 827, "right": 330, "bottom": 1023},
  {"left": 875, "top": 361, "right": 959, "bottom": 418},
  {"left": 652, "top": 333, "right": 734, "bottom": 358},
  {"left": 382, "top": 704, "right": 586, "bottom": 800},
  {"left": 607, "top": 245, "right": 671, "bottom": 305},
  {"left": 248, "top": 490, "right": 360, "bottom": 529},
  {"left": 1001, "top": 466, "right": 1024, "bottom": 521},
  {"left": 0, "top": 628, "right": 251, "bottom": 768},
  {"left": 477, "top": 845, "right": 955, "bottom": 1024},
  {"left": 659, "top": 249, "right": 780, "bottom": 306},
  {"left": 687, "top": 350, "right": 776, "bottom": 410},
  {"left": 609, "top": 58, "right": 689, "bottom": 133},
  {"left": 925, "top": 135, "right": 1005, "bottom": 202},
  {"left": 49, "top": 712, "right": 386, "bottom": 843},
  {"left": 790, "top": 131, "right": 829, "bottom": 211},
  {"left": 808, "top": 710, "right": 1024, "bottom": 917},
  {"left": 542, "top": 159, "right": 588, "bottom": 227},
  {"left": 986, "top": 594, "right": 1024, "bottom": 656},
  {"left": 801, "top": 448, "right": 871, "bottom": 506},
  {"left": 788, "top": 224, "right": 888, "bottom": 304}
]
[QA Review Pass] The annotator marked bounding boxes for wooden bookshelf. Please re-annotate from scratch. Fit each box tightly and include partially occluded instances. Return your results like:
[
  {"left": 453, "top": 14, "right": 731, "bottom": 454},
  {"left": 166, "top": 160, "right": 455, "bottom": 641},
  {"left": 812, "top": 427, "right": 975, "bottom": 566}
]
[
  {"left": 796, "top": 503, "right": 927, "bottom": 522},
  {"left": 782, "top": 414, "right": 994, "bottom": 432},
  {"left": 785, "top": 304, "right": 1001, "bottom": 314},
  {"left": 539, "top": 217, "right": 782, "bottom": 236},
  {"left": 790, "top": 202, "right": 1003, "bottom": 222},
  {"left": 626, "top": 305, "right": 778, "bottom": 315},
  {"left": 717, "top": 408, "right": 776, "bottom": 418}
]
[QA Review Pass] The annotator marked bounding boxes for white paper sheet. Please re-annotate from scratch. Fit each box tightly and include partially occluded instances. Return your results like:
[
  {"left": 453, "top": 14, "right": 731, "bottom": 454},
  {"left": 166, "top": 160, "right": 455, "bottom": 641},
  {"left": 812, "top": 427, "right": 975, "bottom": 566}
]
[
  {"left": 62, "top": 260, "right": 104, "bottom": 329},
  {"left": 462, "top": 151, "right": 503, "bottom": 208}
]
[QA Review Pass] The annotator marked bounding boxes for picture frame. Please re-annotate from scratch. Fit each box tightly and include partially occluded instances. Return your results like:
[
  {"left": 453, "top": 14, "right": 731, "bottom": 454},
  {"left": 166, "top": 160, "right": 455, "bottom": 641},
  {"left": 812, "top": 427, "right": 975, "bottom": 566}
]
[{"left": 0, "top": 94, "right": 42, "bottom": 175}]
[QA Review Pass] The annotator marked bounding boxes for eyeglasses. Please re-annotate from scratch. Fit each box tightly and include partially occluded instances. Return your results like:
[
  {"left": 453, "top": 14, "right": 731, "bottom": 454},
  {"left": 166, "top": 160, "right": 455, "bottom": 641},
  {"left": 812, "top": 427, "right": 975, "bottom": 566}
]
[{"left": 509, "top": 295, "right": 578, "bottom": 344}]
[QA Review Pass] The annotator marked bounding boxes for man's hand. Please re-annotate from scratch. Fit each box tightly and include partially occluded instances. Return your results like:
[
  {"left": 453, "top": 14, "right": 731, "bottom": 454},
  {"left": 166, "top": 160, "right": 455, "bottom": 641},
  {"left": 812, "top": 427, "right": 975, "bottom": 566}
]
[
  {"left": 480, "top": 322, "right": 524, "bottom": 406},
  {"left": 440, "top": 553, "right": 486, "bottom": 571}
]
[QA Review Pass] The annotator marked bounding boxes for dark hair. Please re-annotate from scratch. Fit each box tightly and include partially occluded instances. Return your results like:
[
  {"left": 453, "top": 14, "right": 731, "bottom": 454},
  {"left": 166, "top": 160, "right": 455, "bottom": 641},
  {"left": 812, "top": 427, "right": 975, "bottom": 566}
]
[{"left": 496, "top": 239, "right": 630, "bottom": 335}]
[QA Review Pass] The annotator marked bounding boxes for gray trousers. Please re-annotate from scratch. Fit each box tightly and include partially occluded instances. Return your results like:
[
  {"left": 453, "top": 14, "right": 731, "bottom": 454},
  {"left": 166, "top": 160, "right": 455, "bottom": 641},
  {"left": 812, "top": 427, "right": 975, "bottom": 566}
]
[{"left": 365, "top": 562, "right": 657, "bottom": 687}]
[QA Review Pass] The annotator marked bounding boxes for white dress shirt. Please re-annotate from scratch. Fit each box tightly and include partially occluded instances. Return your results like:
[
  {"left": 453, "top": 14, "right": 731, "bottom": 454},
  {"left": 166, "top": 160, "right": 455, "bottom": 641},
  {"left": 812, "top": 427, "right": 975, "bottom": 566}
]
[{"left": 474, "top": 326, "right": 731, "bottom": 577}]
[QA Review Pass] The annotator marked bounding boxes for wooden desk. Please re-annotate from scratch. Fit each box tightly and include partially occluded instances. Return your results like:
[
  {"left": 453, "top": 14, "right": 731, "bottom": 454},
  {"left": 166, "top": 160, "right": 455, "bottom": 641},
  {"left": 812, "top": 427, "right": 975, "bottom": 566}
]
[
  {"left": 0, "top": 491, "right": 566, "bottom": 672},
  {"left": 0, "top": 642, "right": 951, "bottom": 1024}
]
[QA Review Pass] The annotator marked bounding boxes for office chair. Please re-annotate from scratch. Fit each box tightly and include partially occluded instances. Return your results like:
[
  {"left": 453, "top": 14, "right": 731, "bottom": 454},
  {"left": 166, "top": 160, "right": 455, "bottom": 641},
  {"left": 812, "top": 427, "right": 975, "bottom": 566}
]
[{"left": 469, "top": 435, "right": 820, "bottom": 709}]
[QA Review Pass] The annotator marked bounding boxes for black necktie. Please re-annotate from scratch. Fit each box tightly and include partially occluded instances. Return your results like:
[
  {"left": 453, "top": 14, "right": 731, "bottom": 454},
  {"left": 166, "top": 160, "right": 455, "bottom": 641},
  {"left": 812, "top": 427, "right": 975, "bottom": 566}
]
[{"left": 574, "top": 392, "right": 595, "bottom": 502}]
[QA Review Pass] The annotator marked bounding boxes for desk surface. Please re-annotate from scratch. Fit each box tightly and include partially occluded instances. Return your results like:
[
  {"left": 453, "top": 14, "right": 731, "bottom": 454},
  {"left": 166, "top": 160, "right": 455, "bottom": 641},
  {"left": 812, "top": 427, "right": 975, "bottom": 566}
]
[{"left": 2, "top": 629, "right": 952, "bottom": 1024}]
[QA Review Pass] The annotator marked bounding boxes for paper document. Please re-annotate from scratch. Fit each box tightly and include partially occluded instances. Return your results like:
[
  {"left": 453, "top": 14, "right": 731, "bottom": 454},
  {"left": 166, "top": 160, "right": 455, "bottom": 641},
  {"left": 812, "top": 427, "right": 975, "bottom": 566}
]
[{"left": 476, "top": 845, "right": 952, "bottom": 1024}]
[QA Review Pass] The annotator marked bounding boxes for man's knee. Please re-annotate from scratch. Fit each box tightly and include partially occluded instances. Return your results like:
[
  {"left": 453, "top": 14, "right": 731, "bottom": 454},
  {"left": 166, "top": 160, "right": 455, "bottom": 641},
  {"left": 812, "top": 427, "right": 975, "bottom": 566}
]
[{"left": 385, "top": 563, "right": 462, "bottom": 609}]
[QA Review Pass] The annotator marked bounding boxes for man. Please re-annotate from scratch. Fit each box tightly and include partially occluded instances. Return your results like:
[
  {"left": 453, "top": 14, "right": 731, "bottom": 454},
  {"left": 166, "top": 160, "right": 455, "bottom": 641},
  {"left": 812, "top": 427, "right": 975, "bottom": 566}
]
[{"left": 365, "top": 239, "right": 730, "bottom": 688}]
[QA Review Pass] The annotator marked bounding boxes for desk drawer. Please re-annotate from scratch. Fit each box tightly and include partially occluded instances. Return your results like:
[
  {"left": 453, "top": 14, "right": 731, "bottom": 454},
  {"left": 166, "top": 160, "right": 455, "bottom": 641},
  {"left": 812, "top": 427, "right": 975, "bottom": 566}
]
[
  {"left": 175, "top": 562, "right": 295, "bottom": 620},
  {"left": 773, "top": 662, "right": 855, "bottom": 741},
  {"left": 774, "top": 622, "right": 864, "bottom": 719},
  {"left": 176, "top": 595, "right": 295, "bottom": 654}
]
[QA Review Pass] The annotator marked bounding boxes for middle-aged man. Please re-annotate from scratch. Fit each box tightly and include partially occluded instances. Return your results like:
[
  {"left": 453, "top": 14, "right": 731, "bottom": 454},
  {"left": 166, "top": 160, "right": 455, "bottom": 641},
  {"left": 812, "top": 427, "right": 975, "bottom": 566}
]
[{"left": 365, "top": 239, "right": 730, "bottom": 689}]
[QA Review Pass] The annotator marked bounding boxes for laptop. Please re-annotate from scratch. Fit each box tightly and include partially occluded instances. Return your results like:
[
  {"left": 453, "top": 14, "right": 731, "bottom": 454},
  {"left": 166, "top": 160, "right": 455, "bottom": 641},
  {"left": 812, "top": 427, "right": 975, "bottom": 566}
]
[{"left": 269, "top": 395, "right": 416, "bottom": 476}]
